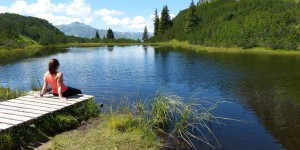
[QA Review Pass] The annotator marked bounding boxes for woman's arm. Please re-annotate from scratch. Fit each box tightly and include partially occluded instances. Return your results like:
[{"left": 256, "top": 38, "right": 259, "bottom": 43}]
[
  {"left": 57, "top": 72, "right": 65, "bottom": 100},
  {"left": 40, "top": 75, "right": 48, "bottom": 96}
]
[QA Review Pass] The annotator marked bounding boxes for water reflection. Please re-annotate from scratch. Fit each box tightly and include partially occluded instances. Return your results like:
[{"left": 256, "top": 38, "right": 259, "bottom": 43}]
[
  {"left": 0, "top": 47, "right": 68, "bottom": 65},
  {"left": 143, "top": 45, "right": 149, "bottom": 51},
  {"left": 192, "top": 51, "right": 300, "bottom": 150},
  {"left": 107, "top": 45, "right": 114, "bottom": 51}
]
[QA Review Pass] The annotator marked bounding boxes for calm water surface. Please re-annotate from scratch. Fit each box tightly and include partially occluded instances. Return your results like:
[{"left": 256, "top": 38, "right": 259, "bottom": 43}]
[{"left": 1, "top": 45, "right": 300, "bottom": 150}]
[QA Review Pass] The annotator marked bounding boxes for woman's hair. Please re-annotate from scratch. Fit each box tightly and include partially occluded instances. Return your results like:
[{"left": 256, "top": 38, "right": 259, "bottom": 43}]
[{"left": 49, "top": 58, "right": 60, "bottom": 74}]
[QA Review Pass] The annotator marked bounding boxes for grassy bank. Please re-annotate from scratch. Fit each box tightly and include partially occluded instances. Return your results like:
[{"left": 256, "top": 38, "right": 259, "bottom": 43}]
[
  {"left": 39, "top": 114, "right": 159, "bottom": 150},
  {"left": 38, "top": 91, "right": 221, "bottom": 150},
  {"left": 2, "top": 40, "right": 300, "bottom": 58},
  {"left": 0, "top": 87, "right": 27, "bottom": 101},
  {"left": 148, "top": 40, "right": 300, "bottom": 55}
]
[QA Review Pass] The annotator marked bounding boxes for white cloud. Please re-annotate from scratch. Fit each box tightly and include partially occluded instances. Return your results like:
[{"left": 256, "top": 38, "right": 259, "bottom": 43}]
[
  {"left": 170, "top": 14, "right": 175, "bottom": 19},
  {"left": 149, "top": 13, "right": 176, "bottom": 20},
  {"left": 102, "top": 15, "right": 153, "bottom": 32},
  {"left": 65, "top": 0, "right": 91, "bottom": 18},
  {"left": 94, "top": 8, "right": 124, "bottom": 16},
  {"left": 84, "top": 17, "right": 93, "bottom": 24},
  {"left": 0, "top": 6, "right": 8, "bottom": 13},
  {"left": 8, "top": 1, "right": 28, "bottom": 14},
  {"left": 27, "top": 0, "right": 53, "bottom": 14},
  {"left": 35, "top": 13, "right": 81, "bottom": 25},
  {"left": 1, "top": 0, "right": 93, "bottom": 25},
  {"left": 0, "top": 0, "right": 160, "bottom": 32}
]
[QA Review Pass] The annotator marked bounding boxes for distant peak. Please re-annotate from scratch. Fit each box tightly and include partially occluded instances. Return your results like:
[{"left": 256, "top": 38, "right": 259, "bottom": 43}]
[{"left": 71, "top": 21, "right": 84, "bottom": 25}]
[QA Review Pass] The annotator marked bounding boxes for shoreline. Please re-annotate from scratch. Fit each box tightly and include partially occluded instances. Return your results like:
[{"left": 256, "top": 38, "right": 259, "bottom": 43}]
[
  {"left": 148, "top": 40, "right": 300, "bottom": 55},
  {"left": 1, "top": 41, "right": 300, "bottom": 55}
]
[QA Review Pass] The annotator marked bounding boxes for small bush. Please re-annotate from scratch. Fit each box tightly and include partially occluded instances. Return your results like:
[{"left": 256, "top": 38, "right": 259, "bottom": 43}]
[{"left": 0, "top": 131, "right": 14, "bottom": 150}]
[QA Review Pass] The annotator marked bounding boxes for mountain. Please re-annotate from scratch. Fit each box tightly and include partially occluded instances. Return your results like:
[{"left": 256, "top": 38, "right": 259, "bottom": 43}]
[
  {"left": 0, "top": 13, "right": 67, "bottom": 48},
  {"left": 149, "top": 0, "right": 300, "bottom": 50},
  {"left": 56, "top": 22, "right": 150, "bottom": 40}
]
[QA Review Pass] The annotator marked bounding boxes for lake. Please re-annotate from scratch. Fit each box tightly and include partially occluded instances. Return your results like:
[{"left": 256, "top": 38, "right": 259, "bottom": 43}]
[{"left": 1, "top": 45, "right": 300, "bottom": 150}]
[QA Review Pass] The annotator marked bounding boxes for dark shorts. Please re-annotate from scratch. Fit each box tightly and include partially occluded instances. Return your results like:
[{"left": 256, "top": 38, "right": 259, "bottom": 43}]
[{"left": 53, "top": 86, "right": 82, "bottom": 97}]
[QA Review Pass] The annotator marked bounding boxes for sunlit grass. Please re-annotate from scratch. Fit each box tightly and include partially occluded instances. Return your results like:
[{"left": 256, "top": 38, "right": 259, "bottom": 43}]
[
  {"left": 30, "top": 76, "right": 42, "bottom": 91},
  {"left": 108, "top": 90, "right": 223, "bottom": 149},
  {"left": 0, "top": 87, "right": 27, "bottom": 101},
  {"left": 39, "top": 114, "right": 159, "bottom": 150},
  {"left": 148, "top": 39, "right": 300, "bottom": 55}
]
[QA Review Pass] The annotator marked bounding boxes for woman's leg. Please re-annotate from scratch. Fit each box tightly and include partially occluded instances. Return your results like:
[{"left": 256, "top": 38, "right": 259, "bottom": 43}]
[{"left": 63, "top": 86, "right": 82, "bottom": 97}]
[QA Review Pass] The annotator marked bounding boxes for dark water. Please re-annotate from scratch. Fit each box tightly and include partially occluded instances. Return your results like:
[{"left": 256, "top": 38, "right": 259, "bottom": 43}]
[{"left": 1, "top": 45, "right": 300, "bottom": 150}]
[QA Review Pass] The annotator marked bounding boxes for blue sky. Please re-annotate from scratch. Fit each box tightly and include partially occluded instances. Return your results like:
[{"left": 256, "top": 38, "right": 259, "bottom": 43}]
[{"left": 0, "top": 0, "right": 191, "bottom": 32}]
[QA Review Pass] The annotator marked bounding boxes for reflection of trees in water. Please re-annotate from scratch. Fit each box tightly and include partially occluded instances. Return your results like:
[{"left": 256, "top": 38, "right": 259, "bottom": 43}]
[
  {"left": 153, "top": 49, "right": 300, "bottom": 149},
  {"left": 201, "top": 52, "right": 300, "bottom": 150},
  {"left": 154, "top": 47, "right": 170, "bottom": 85},
  {"left": 107, "top": 46, "right": 114, "bottom": 51},
  {"left": 0, "top": 47, "right": 68, "bottom": 65},
  {"left": 238, "top": 79, "right": 300, "bottom": 150},
  {"left": 143, "top": 45, "right": 148, "bottom": 51},
  {"left": 210, "top": 53, "right": 300, "bottom": 150}
]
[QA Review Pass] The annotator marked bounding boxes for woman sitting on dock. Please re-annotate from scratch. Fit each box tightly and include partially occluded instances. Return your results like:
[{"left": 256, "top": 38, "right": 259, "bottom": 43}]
[{"left": 40, "top": 58, "right": 82, "bottom": 101}]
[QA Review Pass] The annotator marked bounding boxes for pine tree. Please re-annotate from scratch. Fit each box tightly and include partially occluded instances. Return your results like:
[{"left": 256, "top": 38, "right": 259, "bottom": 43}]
[
  {"left": 142, "top": 26, "right": 149, "bottom": 42},
  {"left": 185, "top": 0, "right": 198, "bottom": 32},
  {"left": 95, "top": 30, "right": 100, "bottom": 39},
  {"left": 153, "top": 8, "right": 160, "bottom": 36},
  {"left": 159, "top": 5, "right": 172, "bottom": 34},
  {"left": 106, "top": 28, "right": 115, "bottom": 39}
]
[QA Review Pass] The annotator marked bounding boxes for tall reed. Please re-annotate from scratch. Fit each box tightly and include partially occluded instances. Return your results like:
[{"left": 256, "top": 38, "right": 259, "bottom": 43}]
[
  {"left": 30, "top": 76, "right": 42, "bottom": 91},
  {"left": 0, "top": 87, "right": 26, "bottom": 101},
  {"left": 109, "top": 90, "right": 223, "bottom": 149}
]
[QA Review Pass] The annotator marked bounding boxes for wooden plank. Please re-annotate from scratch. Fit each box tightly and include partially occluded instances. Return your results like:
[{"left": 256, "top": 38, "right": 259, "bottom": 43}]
[
  {"left": 9, "top": 99, "right": 64, "bottom": 109},
  {"left": 0, "top": 105, "right": 49, "bottom": 114},
  {"left": 0, "top": 117, "right": 22, "bottom": 125},
  {"left": 0, "top": 109, "right": 40, "bottom": 118},
  {"left": 0, "top": 123, "right": 13, "bottom": 130},
  {"left": 0, "top": 113, "right": 33, "bottom": 121},
  {"left": 23, "top": 95, "right": 90, "bottom": 104},
  {"left": 16, "top": 97, "right": 71, "bottom": 106},
  {"left": 0, "top": 93, "right": 94, "bottom": 132},
  {"left": 0, "top": 101, "right": 56, "bottom": 112},
  {"left": 24, "top": 94, "right": 81, "bottom": 101},
  {"left": 23, "top": 96, "right": 77, "bottom": 104}
]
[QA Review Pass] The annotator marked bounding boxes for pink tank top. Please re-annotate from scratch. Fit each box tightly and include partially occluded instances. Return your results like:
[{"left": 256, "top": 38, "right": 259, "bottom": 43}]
[{"left": 44, "top": 71, "right": 68, "bottom": 94}]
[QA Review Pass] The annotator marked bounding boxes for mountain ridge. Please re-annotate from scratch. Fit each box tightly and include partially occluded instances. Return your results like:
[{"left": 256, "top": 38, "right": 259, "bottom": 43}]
[{"left": 56, "top": 22, "right": 151, "bottom": 40}]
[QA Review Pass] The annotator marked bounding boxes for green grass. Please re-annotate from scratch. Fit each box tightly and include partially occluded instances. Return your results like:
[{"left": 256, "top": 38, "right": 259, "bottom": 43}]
[
  {"left": 39, "top": 114, "right": 159, "bottom": 150},
  {"left": 0, "top": 87, "right": 27, "bottom": 101},
  {"left": 39, "top": 91, "right": 222, "bottom": 150},
  {"left": 148, "top": 39, "right": 300, "bottom": 55}
]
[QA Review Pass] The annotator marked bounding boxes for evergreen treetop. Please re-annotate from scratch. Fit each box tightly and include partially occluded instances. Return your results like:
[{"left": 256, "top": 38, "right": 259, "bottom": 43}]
[
  {"left": 106, "top": 28, "right": 115, "bottom": 39},
  {"left": 95, "top": 30, "right": 100, "bottom": 39},
  {"left": 158, "top": 5, "right": 173, "bottom": 34},
  {"left": 142, "top": 26, "right": 149, "bottom": 42},
  {"left": 154, "top": 8, "right": 160, "bottom": 36},
  {"left": 184, "top": 0, "right": 198, "bottom": 32}
]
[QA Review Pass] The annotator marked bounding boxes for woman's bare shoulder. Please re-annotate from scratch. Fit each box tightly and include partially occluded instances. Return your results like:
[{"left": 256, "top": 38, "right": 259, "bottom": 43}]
[
  {"left": 57, "top": 72, "right": 63, "bottom": 77},
  {"left": 44, "top": 71, "right": 50, "bottom": 76}
]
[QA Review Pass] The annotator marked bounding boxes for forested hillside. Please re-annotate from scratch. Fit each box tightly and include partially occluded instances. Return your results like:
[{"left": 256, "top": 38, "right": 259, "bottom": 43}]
[
  {"left": 0, "top": 13, "right": 67, "bottom": 48},
  {"left": 149, "top": 0, "right": 300, "bottom": 50}
]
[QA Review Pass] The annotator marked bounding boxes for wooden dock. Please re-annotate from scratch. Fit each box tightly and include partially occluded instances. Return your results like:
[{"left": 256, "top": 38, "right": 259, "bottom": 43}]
[{"left": 0, "top": 91, "right": 94, "bottom": 131}]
